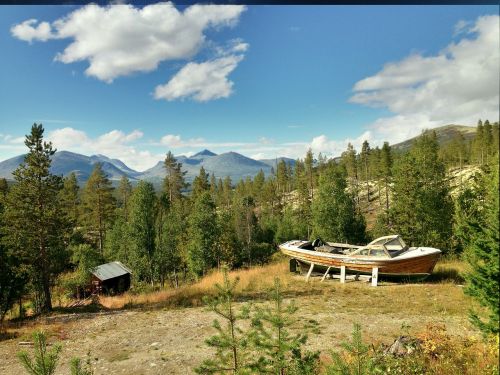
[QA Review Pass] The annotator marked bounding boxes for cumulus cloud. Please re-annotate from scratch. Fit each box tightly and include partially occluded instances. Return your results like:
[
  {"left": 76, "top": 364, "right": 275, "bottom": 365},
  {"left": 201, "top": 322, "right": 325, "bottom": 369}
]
[
  {"left": 350, "top": 14, "right": 499, "bottom": 145},
  {"left": 154, "top": 54, "right": 244, "bottom": 101},
  {"left": 11, "top": 19, "right": 54, "bottom": 42},
  {"left": 45, "top": 127, "right": 161, "bottom": 171},
  {"left": 11, "top": 2, "right": 246, "bottom": 84}
]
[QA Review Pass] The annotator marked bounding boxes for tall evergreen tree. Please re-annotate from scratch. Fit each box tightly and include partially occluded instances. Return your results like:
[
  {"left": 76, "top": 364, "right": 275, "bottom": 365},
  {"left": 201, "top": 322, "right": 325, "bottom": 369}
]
[
  {"left": 128, "top": 181, "right": 157, "bottom": 284},
  {"left": 2, "top": 124, "right": 68, "bottom": 312},
  {"left": 360, "top": 140, "right": 371, "bottom": 206},
  {"left": 0, "top": 195, "right": 26, "bottom": 331},
  {"left": 312, "top": 165, "right": 366, "bottom": 244},
  {"left": 117, "top": 175, "right": 132, "bottom": 221},
  {"left": 163, "top": 151, "right": 187, "bottom": 204},
  {"left": 187, "top": 191, "right": 219, "bottom": 277},
  {"left": 464, "top": 159, "right": 499, "bottom": 335},
  {"left": 388, "top": 131, "right": 453, "bottom": 251},
  {"left": 59, "top": 172, "right": 80, "bottom": 228},
  {"left": 81, "top": 163, "right": 115, "bottom": 253},
  {"left": 192, "top": 166, "right": 210, "bottom": 199},
  {"left": 380, "top": 142, "right": 392, "bottom": 213}
]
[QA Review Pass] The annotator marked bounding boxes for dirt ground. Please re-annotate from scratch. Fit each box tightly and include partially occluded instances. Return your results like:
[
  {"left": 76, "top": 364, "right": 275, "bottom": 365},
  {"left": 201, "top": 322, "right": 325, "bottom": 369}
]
[{"left": 0, "top": 277, "right": 476, "bottom": 375}]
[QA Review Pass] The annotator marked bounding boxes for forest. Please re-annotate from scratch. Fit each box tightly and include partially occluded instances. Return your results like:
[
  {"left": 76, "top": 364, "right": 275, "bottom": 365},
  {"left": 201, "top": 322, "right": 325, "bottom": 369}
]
[{"left": 0, "top": 120, "right": 498, "bottom": 341}]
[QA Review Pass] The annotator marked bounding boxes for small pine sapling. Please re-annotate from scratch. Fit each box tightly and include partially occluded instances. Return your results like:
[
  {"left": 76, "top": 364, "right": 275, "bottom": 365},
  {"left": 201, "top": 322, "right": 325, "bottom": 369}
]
[
  {"left": 17, "top": 331, "right": 62, "bottom": 375},
  {"left": 249, "top": 277, "right": 319, "bottom": 374},
  {"left": 326, "top": 323, "right": 374, "bottom": 375},
  {"left": 70, "top": 352, "right": 95, "bottom": 375},
  {"left": 195, "top": 268, "right": 251, "bottom": 374}
]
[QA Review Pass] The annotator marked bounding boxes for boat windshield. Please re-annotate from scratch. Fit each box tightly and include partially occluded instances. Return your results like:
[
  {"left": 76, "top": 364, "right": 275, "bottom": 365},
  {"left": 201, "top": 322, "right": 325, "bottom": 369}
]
[{"left": 350, "top": 236, "right": 408, "bottom": 258}]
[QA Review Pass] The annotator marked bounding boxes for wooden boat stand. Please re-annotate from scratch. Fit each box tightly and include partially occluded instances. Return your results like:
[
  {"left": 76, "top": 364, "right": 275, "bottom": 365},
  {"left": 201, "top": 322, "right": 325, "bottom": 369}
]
[{"left": 306, "top": 263, "right": 379, "bottom": 286}]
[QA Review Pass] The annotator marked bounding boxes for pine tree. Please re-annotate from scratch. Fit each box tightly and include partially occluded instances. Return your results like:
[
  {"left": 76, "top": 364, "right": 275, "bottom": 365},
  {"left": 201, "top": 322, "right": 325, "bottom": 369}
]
[
  {"left": 0, "top": 196, "right": 26, "bottom": 331},
  {"left": 59, "top": 172, "right": 80, "bottom": 229},
  {"left": 17, "top": 331, "right": 62, "bottom": 375},
  {"left": 389, "top": 131, "right": 453, "bottom": 251},
  {"left": 81, "top": 163, "right": 115, "bottom": 253},
  {"left": 187, "top": 191, "right": 219, "bottom": 277},
  {"left": 304, "top": 148, "right": 315, "bottom": 201},
  {"left": 312, "top": 165, "right": 366, "bottom": 244},
  {"left": 326, "top": 323, "right": 374, "bottom": 375},
  {"left": 163, "top": 151, "right": 187, "bottom": 204},
  {"left": 234, "top": 196, "right": 258, "bottom": 267},
  {"left": 249, "top": 278, "right": 317, "bottom": 374},
  {"left": 192, "top": 166, "right": 210, "bottom": 199},
  {"left": 380, "top": 142, "right": 392, "bottom": 213},
  {"left": 341, "top": 143, "right": 360, "bottom": 209},
  {"left": 117, "top": 175, "right": 132, "bottom": 221},
  {"left": 3, "top": 124, "right": 68, "bottom": 313},
  {"left": 195, "top": 269, "right": 251, "bottom": 374},
  {"left": 464, "top": 158, "right": 499, "bottom": 335},
  {"left": 360, "top": 140, "right": 371, "bottom": 206},
  {"left": 128, "top": 181, "right": 157, "bottom": 284}
]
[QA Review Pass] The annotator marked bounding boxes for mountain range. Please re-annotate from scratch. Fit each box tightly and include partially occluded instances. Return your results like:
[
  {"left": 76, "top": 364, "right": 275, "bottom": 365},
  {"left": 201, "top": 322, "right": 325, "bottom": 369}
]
[
  {"left": 0, "top": 148, "right": 296, "bottom": 184},
  {"left": 0, "top": 124, "right": 477, "bottom": 184}
]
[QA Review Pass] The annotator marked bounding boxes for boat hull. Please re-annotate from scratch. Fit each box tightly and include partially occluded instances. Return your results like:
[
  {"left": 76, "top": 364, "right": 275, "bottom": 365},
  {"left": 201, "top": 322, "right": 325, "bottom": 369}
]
[{"left": 280, "top": 245, "right": 440, "bottom": 277}]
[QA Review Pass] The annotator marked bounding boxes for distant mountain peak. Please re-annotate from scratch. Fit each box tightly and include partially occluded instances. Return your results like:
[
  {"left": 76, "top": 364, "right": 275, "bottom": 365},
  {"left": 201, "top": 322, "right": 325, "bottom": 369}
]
[{"left": 193, "top": 149, "right": 217, "bottom": 157}]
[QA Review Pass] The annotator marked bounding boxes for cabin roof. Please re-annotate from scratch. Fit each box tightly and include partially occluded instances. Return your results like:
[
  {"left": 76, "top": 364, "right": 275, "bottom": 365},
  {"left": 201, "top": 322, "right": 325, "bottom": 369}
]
[{"left": 92, "top": 261, "right": 132, "bottom": 281}]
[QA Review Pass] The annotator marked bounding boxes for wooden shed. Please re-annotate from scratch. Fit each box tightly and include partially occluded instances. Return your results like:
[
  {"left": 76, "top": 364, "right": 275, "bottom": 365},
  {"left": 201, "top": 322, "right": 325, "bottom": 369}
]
[{"left": 91, "top": 261, "right": 132, "bottom": 295}]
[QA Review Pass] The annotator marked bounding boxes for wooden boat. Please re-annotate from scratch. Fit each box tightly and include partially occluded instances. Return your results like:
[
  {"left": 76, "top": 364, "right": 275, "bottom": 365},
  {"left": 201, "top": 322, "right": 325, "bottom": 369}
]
[{"left": 279, "top": 235, "right": 441, "bottom": 278}]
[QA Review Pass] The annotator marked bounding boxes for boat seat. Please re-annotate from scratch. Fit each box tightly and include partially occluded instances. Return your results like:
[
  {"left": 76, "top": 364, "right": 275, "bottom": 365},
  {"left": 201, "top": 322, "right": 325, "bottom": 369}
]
[{"left": 315, "top": 245, "right": 344, "bottom": 254}]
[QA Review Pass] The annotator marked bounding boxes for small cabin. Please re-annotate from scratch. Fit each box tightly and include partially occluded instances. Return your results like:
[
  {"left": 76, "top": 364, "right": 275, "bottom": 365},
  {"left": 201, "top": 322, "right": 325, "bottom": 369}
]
[{"left": 91, "top": 261, "right": 132, "bottom": 295}]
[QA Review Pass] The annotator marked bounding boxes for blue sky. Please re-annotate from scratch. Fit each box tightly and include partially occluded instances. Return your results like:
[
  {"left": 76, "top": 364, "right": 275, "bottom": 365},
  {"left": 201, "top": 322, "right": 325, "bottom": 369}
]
[{"left": 0, "top": 4, "right": 498, "bottom": 171}]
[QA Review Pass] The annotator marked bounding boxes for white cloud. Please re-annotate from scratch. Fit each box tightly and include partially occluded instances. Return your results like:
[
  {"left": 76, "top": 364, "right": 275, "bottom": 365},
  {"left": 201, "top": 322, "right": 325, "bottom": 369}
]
[
  {"left": 11, "top": 2, "right": 246, "bottom": 83},
  {"left": 45, "top": 127, "right": 161, "bottom": 171},
  {"left": 154, "top": 54, "right": 244, "bottom": 102},
  {"left": 11, "top": 19, "right": 54, "bottom": 42},
  {"left": 350, "top": 14, "right": 499, "bottom": 145}
]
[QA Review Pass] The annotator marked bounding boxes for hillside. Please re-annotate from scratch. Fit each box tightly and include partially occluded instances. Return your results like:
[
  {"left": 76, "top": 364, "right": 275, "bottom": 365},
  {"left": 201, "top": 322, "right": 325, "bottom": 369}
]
[{"left": 391, "top": 124, "right": 476, "bottom": 152}]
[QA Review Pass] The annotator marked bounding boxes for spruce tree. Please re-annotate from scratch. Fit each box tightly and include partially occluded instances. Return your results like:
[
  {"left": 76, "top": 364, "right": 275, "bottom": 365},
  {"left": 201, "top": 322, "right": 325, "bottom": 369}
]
[
  {"left": 81, "top": 163, "right": 115, "bottom": 253},
  {"left": 3, "top": 124, "right": 68, "bottom": 313},
  {"left": 464, "top": 159, "right": 499, "bottom": 335}
]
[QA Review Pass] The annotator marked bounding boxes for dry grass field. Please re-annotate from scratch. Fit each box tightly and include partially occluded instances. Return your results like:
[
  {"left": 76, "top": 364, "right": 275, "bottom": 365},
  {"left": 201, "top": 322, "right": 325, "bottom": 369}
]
[{"left": 0, "top": 259, "right": 496, "bottom": 375}]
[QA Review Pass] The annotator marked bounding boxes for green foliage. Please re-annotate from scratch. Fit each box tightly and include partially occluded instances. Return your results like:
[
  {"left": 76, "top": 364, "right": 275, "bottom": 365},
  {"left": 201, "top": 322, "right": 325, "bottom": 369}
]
[
  {"left": 249, "top": 278, "right": 319, "bottom": 374},
  {"left": 312, "top": 165, "right": 366, "bottom": 244},
  {"left": 388, "top": 131, "right": 453, "bottom": 251},
  {"left": 2, "top": 124, "right": 69, "bottom": 313},
  {"left": 117, "top": 175, "right": 132, "bottom": 221},
  {"left": 59, "top": 172, "right": 80, "bottom": 227},
  {"left": 64, "top": 244, "right": 103, "bottom": 296},
  {"left": 70, "top": 353, "right": 95, "bottom": 375},
  {"left": 163, "top": 151, "right": 187, "bottom": 204},
  {"left": 81, "top": 163, "right": 115, "bottom": 252},
  {"left": 195, "top": 268, "right": 251, "bottom": 374},
  {"left": 17, "top": 331, "right": 62, "bottom": 375},
  {"left": 464, "top": 159, "right": 499, "bottom": 335},
  {"left": 187, "top": 191, "right": 219, "bottom": 276},
  {"left": 325, "top": 323, "right": 374, "bottom": 375},
  {"left": 128, "top": 181, "right": 157, "bottom": 284}
]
